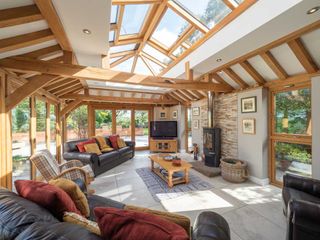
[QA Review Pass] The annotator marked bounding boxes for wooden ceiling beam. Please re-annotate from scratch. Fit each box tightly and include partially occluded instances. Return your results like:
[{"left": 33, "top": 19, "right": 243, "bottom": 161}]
[
  {"left": 60, "top": 99, "right": 83, "bottom": 117},
  {"left": 20, "top": 44, "right": 62, "bottom": 59},
  {"left": 147, "top": 40, "right": 170, "bottom": 57},
  {"left": 179, "top": 89, "right": 195, "bottom": 101},
  {"left": 173, "top": 90, "right": 189, "bottom": 102},
  {"left": 187, "top": 90, "right": 201, "bottom": 99},
  {"left": 211, "top": 73, "right": 233, "bottom": 88},
  {"left": 44, "top": 78, "right": 74, "bottom": 91},
  {"left": 60, "top": 93, "right": 178, "bottom": 105},
  {"left": 48, "top": 56, "right": 64, "bottom": 63},
  {"left": 115, "top": 5, "right": 125, "bottom": 44},
  {"left": 112, "top": 0, "right": 162, "bottom": 4},
  {"left": 288, "top": 38, "right": 318, "bottom": 74},
  {"left": 168, "top": 92, "right": 187, "bottom": 104},
  {"left": 50, "top": 80, "right": 80, "bottom": 94},
  {"left": 0, "top": 57, "right": 233, "bottom": 92},
  {"left": 34, "top": 0, "right": 72, "bottom": 51},
  {"left": 260, "top": 51, "right": 288, "bottom": 79},
  {"left": 167, "top": 0, "right": 209, "bottom": 34},
  {"left": 110, "top": 37, "right": 142, "bottom": 47},
  {"left": 222, "top": 0, "right": 236, "bottom": 10},
  {"left": 168, "top": 26, "right": 194, "bottom": 56},
  {"left": 5, "top": 74, "right": 59, "bottom": 111},
  {"left": 240, "top": 60, "right": 266, "bottom": 85},
  {"left": 56, "top": 84, "right": 83, "bottom": 97},
  {"left": 89, "top": 87, "right": 164, "bottom": 96},
  {"left": 110, "top": 54, "right": 135, "bottom": 68},
  {"left": 185, "top": 61, "right": 193, "bottom": 81},
  {"left": 140, "top": 52, "right": 167, "bottom": 68},
  {"left": 0, "top": 29, "right": 54, "bottom": 53},
  {"left": 140, "top": 55, "right": 156, "bottom": 76},
  {"left": 0, "top": 5, "right": 43, "bottom": 28},
  {"left": 223, "top": 68, "right": 249, "bottom": 88},
  {"left": 110, "top": 50, "right": 135, "bottom": 58}
]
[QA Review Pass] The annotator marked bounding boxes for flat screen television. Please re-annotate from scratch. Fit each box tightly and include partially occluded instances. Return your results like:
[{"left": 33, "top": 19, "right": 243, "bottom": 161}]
[{"left": 150, "top": 121, "right": 177, "bottom": 138}]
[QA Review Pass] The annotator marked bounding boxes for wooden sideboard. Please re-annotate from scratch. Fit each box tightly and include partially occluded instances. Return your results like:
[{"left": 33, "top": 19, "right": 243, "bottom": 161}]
[{"left": 150, "top": 138, "right": 178, "bottom": 153}]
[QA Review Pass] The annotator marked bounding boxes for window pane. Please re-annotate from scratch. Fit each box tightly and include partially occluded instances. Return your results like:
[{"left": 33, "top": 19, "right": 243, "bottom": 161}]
[
  {"left": 110, "top": 5, "right": 118, "bottom": 24},
  {"left": 112, "top": 57, "right": 134, "bottom": 72},
  {"left": 188, "top": 30, "right": 204, "bottom": 44},
  {"left": 275, "top": 88, "right": 311, "bottom": 135},
  {"left": 109, "top": 31, "right": 115, "bottom": 42},
  {"left": 142, "top": 44, "right": 172, "bottom": 64},
  {"left": 151, "top": 8, "right": 189, "bottom": 48},
  {"left": 50, "top": 105, "right": 56, "bottom": 156},
  {"left": 12, "top": 98, "right": 31, "bottom": 183},
  {"left": 134, "top": 57, "right": 152, "bottom": 75},
  {"left": 116, "top": 110, "right": 131, "bottom": 141},
  {"left": 67, "top": 105, "right": 88, "bottom": 141},
  {"left": 36, "top": 99, "right": 46, "bottom": 151},
  {"left": 135, "top": 110, "right": 149, "bottom": 147},
  {"left": 274, "top": 141, "right": 312, "bottom": 182},
  {"left": 172, "top": 46, "right": 185, "bottom": 57},
  {"left": 110, "top": 44, "right": 136, "bottom": 53},
  {"left": 95, "top": 110, "right": 113, "bottom": 135},
  {"left": 175, "top": 0, "right": 231, "bottom": 28},
  {"left": 143, "top": 58, "right": 164, "bottom": 75},
  {"left": 120, "top": 4, "right": 149, "bottom": 35}
]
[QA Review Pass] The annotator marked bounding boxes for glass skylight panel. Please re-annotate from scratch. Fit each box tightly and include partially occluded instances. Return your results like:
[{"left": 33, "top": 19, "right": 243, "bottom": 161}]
[
  {"left": 175, "top": 0, "right": 231, "bottom": 28},
  {"left": 110, "top": 57, "right": 121, "bottom": 64},
  {"left": 188, "top": 30, "right": 204, "bottom": 44},
  {"left": 144, "top": 58, "right": 164, "bottom": 75},
  {"left": 110, "top": 44, "right": 136, "bottom": 53},
  {"left": 110, "top": 5, "right": 118, "bottom": 24},
  {"left": 120, "top": 4, "right": 149, "bottom": 35},
  {"left": 134, "top": 57, "right": 152, "bottom": 75},
  {"left": 172, "top": 46, "right": 185, "bottom": 57},
  {"left": 109, "top": 31, "right": 115, "bottom": 42},
  {"left": 151, "top": 8, "right": 189, "bottom": 48},
  {"left": 143, "top": 44, "right": 172, "bottom": 65},
  {"left": 112, "top": 57, "right": 133, "bottom": 72}
]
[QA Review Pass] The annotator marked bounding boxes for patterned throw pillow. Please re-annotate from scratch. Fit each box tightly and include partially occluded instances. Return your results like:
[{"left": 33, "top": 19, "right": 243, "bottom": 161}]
[
  {"left": 109, "top": 135, "right": 119, "bottom": 149},
  {"left": 76, "top": 139, "right": 96, "bottom": 152},
  {"left": 49, "top": 178, "right": 90, "bottom": 217},
  {"left": 63, "top": 212, "right": 101, "bottom": 236},
  {"left": 84, "top": 143, "right": 102, "bottom": 155},
  {"left": 117, "top": 138, "right": 127, "bottom": 149},
  {"left": 94, "top": 136, "right": 111, "bottom": 150}
]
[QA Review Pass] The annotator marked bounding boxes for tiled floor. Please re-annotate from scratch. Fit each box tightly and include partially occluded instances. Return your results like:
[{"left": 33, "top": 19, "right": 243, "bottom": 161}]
[{"left": 91, "top": 151, "right": 286, "bottom": 240}]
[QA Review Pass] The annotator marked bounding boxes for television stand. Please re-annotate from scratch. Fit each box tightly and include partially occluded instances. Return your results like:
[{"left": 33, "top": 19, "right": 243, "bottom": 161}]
[{"left": 150, "top": 138, "right": 178, "bottom": 153}]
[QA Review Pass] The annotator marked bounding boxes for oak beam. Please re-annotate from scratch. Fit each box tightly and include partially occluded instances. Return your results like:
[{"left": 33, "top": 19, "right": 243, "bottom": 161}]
[
  {"left": 20, "top": 44, "right": 62, "bottom": 59},
  {"left": 223, "top": 68, "right": 249, "bottom": 88},
  {"left": 260, "top": 51, "right": 288, "bottom": 79},
  {"left": 0, "top": 57, "right": 233, "bottom": 92},
  {"left": 34, "top": 0, "right": 72, "bottom": 51},
  {"left": 288, "top": 38, "right": 318, "bottom": 74},
  {"left": 0, "top": 29, "right": 54, "bottom": 53},
  {"left": 110, "top": 54, "right": 134, "bottom": 68},
  {"left": 5, "top": 74, "right": 59, "bottom": 111},
  {"left": 60, "top": 94, "right": 178, "bottom": 105},
  {"left": 240, "top": 60, "right": 266, "bottom": 84},
  {"left": 0, "top": 5, "right": 42, "bottom": 28},
  {"left": 60, "top": 99, "right": 83, "bottom": 117}
]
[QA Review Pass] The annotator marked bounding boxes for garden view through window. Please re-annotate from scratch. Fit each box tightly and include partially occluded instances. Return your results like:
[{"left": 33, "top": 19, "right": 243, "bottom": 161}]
[{"left": 273, "top": 88, "right": 312, "bottom": 182}]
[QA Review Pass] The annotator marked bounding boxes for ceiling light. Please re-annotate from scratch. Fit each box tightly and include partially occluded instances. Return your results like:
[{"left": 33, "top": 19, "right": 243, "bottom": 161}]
[
  {"left": 83, "top": 29, "right": 91, "bottom": 34},
  {"left": 307, "top": 6, "right": 320, "bottom": 14},
  {"left": 216, "top": 58, "right": 222, "bottom": 62}
]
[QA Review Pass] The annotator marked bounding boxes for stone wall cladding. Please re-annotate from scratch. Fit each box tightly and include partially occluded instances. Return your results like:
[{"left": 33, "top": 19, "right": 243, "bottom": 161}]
[{"left": 214, "top": 93, "right": 238, "bottom": 159}]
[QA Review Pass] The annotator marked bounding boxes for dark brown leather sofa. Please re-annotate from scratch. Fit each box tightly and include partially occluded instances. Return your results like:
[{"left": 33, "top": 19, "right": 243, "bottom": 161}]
[
  {"left": 63, "top": 137, "right": 135, "bottom": 176},
  {"left": 0, "top": 187, "right": 231, "bottom": 240},
  {"left": 282, "top": 173, "right": 320, "bottom": 240}
]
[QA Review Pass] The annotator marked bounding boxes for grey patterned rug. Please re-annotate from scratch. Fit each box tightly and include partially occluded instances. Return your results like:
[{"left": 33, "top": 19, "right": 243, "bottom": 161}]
[{"left": 136, "top": 167, "right": 213, "bottom": 202}]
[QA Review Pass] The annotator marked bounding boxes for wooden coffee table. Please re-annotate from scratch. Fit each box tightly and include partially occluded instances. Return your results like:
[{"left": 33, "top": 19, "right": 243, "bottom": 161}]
[{"left": 149, "top": 154, "right": 192, "bottom": 188}]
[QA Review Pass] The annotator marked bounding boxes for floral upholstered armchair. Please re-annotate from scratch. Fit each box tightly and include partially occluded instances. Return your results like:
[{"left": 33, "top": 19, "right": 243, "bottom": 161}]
[{"left": 30, "top": 149, "right": 94, "bottom": 187}]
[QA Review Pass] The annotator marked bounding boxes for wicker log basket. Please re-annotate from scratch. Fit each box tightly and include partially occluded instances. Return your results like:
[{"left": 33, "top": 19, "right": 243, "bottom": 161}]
[{"left": 220, "top": 159, "right": 248, "bottom": 183}]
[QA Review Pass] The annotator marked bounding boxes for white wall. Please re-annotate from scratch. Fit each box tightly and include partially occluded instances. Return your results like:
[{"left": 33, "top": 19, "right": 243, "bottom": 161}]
[
  {"left": 237, "top": 88, "right": 269, "bottom": 184},
  {"left": 312, "top": 76, "right": 320, "bottom": 179}
]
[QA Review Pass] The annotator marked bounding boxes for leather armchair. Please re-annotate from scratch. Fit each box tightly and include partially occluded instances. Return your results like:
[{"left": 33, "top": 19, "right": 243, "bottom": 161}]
[{"left": 282, "top": 173, "right": 320, "bottom": 240}]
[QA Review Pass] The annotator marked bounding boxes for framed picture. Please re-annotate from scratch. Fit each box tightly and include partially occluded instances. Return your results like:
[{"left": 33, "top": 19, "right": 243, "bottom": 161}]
[
  {"left": 193, "top": 120, "right": 199, "bottom": 129},
  {"left": 241, "top": 96, "right": 257, "bottom": 113},
  {"left": 159, "top": 111, "right": 166, "bottom": 119},
  {"left": 172, "top": 110, "right": 177, "bottom": 119},
  {"left": 192, "top": 107, "right": 200, "bottom": 116},
  {"left": 242, "top": 118, "right": 256, "bottom": 134}
]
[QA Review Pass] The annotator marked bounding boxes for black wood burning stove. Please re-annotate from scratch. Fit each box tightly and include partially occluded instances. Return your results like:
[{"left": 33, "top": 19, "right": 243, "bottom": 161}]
[{"left": 203, "top": 127, "right": 221, "bottom": 167}]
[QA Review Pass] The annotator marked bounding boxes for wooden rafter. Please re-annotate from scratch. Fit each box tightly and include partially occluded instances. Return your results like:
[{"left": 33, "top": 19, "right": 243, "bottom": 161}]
[
  {"left": 109, "top": 37, "right": 142, "bottom": 47},
  {"left": 50, "top": 80, "right": 81, "bottom": 94},
  {"left": 5, "top": 74, "right": 59, "bottom": 111},
  {"left": 89, "top": 87, "right": 164, "bottom": 96},
  {"left": 186, "top": 90, "right": 201, "bottom": 99},
  {"left": 56, "top": 84, "right": 83, "bottom": 97},
  {"left": 115, "top": 5, "right": 125, "bottom": 44},
  {"left": 223, "top": 68, "right": 249, "bottom": 88},
  {"left": 60, "top": 99, "right": 83, "bottom": 117},
  {"left": 160, "top": 0, "right": 257, "bottom": 76},
  {"left": 222, "top": 0, "right": 236, "bottom": 10},
  {"left": 140, "top": 52, "right": 167, "bottom": 68},
  {"left": 20, "top": 45, "right": 62, "bottom": 59},
  {"left": 240, "top": 60, "right": 266, "bottom": 85},
  {"left": 185, "top": 61, "right": 193, "bottom": 81},
  {"left": 0, "top": 5, "right": 42, "bottom": 28},
  {"left": 60, "top": 93, "right": 178, "bottom": 105},
  {"left": 110, "top": 50, "right": 136, "bottom": 58},
  {"left": 179, "top": 89, "right": 195, "bottom": 101},
  {"left": 44, "top": 78, "right": 73, "bottom": 91},
  {"left": 148, "top": 40, "right": 171, "bottom": 57},
  {"left": 34, "top": 0, "right": 72, "bottom": 51},
  {"left": 260, "top": 51, "right": 288, "bottom": 79},
  {"left": 211, "top": 73, "right": 233, "bottom": 88},
  {"left": 168, "top": 26, "right": 194, "bottom": 56},
  {"left": 288, "top": 38, "right": 318, "bottom": 74},
  {"left": 0, "top": 29, "right": 54, "bottom": 53},
  {"left": 140, "top": 56, "right": 156, "bottom": 76},
  {"left": 167, "top": 0, "right": 209, "bottom": 34},
  {"left": 0, "top": 57, "right": 233, "bottom": 92},
  {"left": 173, "top": 90, "right": 189, "bottom": 102},
  {"left": 170, "top": 91, "right": 188, "bottom": 103},
  {"left": 131, "top": 55, "right": 138, "bottom": 73},
  {"left": 110, "top": 54, "right": 135, "bottom": 68}
]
